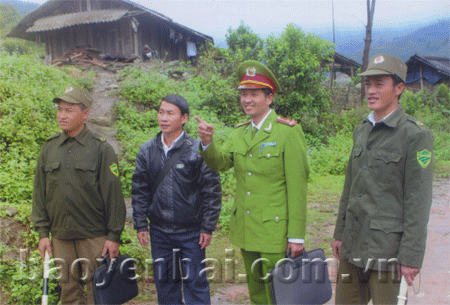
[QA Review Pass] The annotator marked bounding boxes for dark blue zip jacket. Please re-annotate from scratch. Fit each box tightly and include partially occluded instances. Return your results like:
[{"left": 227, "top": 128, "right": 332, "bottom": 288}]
[{"left": 132, "top": 131, "right": 222, "bottom": 234}]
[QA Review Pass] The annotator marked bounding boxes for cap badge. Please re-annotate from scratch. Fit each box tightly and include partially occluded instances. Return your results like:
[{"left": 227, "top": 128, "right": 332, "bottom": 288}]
[
  {"left": 64, "top": 86, "right": 74, "bottom": 93},
  {"left": 246, "top": 67, "right": 256, "bottom": 77},
  {"left": 374, "top": 56, "right": 385, "bottom": 64}
]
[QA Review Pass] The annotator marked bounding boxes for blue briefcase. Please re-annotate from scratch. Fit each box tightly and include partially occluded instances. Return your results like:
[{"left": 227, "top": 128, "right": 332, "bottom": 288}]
[
  {"left": 270, "top": 248, "right": 332, "bottom": 305},
  {"left": 92, "top": 254, "right": 139, "bottom": 305}
]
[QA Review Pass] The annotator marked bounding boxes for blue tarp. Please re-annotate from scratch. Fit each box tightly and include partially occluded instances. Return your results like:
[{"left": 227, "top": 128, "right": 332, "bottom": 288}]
[{"left": 406, "top": 62, "right": 446, "bottom": 85}]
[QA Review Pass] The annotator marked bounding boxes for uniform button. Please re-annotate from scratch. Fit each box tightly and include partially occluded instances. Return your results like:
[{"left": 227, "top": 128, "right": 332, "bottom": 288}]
[
  {"left": 249, "top": 154, "right": 253, "bottom": 158},
  {"left": 247, "top": 192, "right": 251, "bottom": 196},
  {"left": 275, "top": 216, "right": 279, "bottom": 222},
  {"left": 246, "top": 211, "right": 250, "bottom": 215},
  {"left": 362, "top": 166, "right": 367, "bottom": 170},
  {"left": 248, "top": 173, "right": 252, "bottom": 177},
  {"left": 267, "top": 154, "right": 270, "bottom": 157}
]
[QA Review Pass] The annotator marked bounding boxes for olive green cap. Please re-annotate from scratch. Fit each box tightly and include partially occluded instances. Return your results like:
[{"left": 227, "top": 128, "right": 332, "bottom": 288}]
[
  {"left": 53, "top": 86, "right": 93, "bottom": 109},
  {"left": 237, "top": 60, "right": 281, "bottom": 93},
  {"left": 358, "top": 54, "right": 407, "bottom": 83}
]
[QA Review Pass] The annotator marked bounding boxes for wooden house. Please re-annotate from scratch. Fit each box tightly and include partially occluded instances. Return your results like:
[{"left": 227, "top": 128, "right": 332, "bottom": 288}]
[
  {"left": 405, "top": 54, "right": 450, "bottom": 92},
  {"left": 7, "top": 0, "right": 214, "bottom": 64}
]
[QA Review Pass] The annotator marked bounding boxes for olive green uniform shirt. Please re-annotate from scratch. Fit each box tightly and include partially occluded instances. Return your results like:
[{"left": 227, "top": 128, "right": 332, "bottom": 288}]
[
  {"left": 32, "top": 127, "right": 126, "bottom": 242},
  {"left": 333, "top": 105, "right": 433, "bottom": 270},
  {"left": 200, "top": 111, "right": 309, "bottom": 253}
]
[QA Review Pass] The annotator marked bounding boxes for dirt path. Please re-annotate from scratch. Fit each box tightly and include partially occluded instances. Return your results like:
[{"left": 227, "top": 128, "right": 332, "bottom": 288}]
[
  {"left": 85, "top": 69, "right": 121, "bottom": 155},
  {"left": 407, "top": 178, "right": 450, "bottom": 304}
]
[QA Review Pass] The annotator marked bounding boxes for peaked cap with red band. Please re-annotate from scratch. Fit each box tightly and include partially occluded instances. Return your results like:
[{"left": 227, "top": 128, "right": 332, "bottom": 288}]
[{"left": 237, "top": 60, "right": 281, "bottom": 93}]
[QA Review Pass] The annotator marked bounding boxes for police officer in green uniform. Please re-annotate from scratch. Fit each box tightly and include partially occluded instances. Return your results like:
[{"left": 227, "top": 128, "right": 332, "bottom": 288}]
[
  {"left": 196, "top": 60, "right": 309, "bottom": 304},
  {"left": 331, "top": 54, "right": 434, "bottom": 305},
  {"left": 32, "top": 86, "right": 126, "bottom": 304}
]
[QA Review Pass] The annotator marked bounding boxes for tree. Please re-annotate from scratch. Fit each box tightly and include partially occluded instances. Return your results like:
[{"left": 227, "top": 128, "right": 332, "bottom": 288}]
[
  {"left": 226, "top": 21, "right": 264, "bottom": 61},
  {"left": 361, "top": 0, "right": 376, "bottom": 102},
  {"left": 263, "top": 24, "right": 334, "bottom": 130}
]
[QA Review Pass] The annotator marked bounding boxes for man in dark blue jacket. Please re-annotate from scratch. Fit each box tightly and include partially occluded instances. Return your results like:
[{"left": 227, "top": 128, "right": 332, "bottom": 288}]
[{"left": 132, "top": 94, "right": 222, "bottom": 305}]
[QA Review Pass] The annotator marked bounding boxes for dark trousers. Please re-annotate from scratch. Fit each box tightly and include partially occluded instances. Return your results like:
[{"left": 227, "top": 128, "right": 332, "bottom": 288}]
[
  {"left": 150, "top": 227, "right": 210, "bottom": 305},
  {"left": 335, "top": 258, "right": 401, "bottom": 305}
]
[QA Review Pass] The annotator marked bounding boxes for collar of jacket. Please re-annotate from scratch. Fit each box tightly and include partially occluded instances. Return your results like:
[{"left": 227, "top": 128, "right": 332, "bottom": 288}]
[
  {"left": 57, "top": 124, "right": 90, "bottom": 146},
  {"left": 156, "top": 130, "right": 193, "bottom": 151},
  {"left": 363, "top": 104, "right": 405, "bottom": 128}
]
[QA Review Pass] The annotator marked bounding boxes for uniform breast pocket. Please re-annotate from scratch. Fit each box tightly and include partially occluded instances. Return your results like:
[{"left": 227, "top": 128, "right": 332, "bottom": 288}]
[
  {"left": 75, "top": 162, "right": 97, "bottom": 187},
  {"left": 371, "top": 150, "right": 402, "bottom": 184},
  {"left": 257, "top": 147, "right": 282, "bottom": 174},
  {"left": 45, "top": 162, "right": 60, "bottom": 191}
]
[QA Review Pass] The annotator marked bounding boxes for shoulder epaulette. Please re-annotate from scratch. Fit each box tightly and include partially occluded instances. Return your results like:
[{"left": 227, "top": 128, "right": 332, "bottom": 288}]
[
  {"left": 93, "top": 134, "right": 106, "bottom": 141},
  {"left": 276, "top": 116, "right": 298, "bottom": 127},
  {"left": 46, "top": 133, "right": 60, "bottom": 142},
  {"left": 235, "top": 120, "right": 251, "bottom": 128},
  {"left": 407, "top": 116, "right": 425, "bottom": 126}
]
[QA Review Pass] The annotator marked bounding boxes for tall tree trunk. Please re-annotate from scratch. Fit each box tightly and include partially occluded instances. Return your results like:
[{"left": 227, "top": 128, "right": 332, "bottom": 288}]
[{"left": 361, "top": 0, "right": 376, "bottom": 103}]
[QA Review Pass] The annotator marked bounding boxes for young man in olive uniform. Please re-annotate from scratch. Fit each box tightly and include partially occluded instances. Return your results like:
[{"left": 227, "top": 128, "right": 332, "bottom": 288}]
[
  {"left": 196, "top": 60, "right": 309, "bottom": 304},
  {"left": 331, "top": 54, "right": 434, "bottom": 304},
  {"left": 32, "top": 86, "right": 126, "bottom": 304}
]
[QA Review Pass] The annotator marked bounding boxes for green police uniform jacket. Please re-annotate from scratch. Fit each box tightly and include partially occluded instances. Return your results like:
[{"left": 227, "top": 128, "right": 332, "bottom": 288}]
[
  {"left": 333, "top": 105, "right": 433, "bottom": 270},
  {"left": 201, "top": 111, "right": 309, "bottom": 253},
  {"left": 32, "top": 127, "right": 126, "bottom": 242}
]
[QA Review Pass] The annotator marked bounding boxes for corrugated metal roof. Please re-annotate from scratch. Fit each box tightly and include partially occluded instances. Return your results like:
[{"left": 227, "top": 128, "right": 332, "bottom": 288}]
[{"left": 26, "top": 9, "right": 128, "bottom": 32}]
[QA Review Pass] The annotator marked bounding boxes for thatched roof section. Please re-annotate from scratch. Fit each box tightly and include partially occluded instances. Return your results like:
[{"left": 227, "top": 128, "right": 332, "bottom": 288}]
[
  {"left": 26, "top": 9, "right": 129, "bottom": 32},
  {"left": 8, "top": 0, "right": 213, "bottom": 44}
]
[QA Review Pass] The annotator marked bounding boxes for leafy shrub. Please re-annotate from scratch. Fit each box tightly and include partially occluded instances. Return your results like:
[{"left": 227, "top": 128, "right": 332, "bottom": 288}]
[{"left": 308, "top": 131, "right": 353, "bottom": 176}]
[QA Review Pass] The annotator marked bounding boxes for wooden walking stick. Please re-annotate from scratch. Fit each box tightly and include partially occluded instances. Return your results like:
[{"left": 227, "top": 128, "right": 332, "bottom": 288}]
[
  {"left": 41, "top": 250, "right": 50, "bottom": 305},
  {"left": 397, "top": 276, "right": 408, "bottom": 305}
]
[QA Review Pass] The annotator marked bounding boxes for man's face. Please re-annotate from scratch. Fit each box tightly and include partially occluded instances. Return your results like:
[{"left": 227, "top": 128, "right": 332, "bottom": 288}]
[
  {"left": 56, "top": 101, "right": 89, "bottom": 136},
  {"left": 364, "top": 75, "right": 404, "bottom": 119},
  {"left": 158, "top": 101, "right": 188, "bottom": 136},
  {"left": 240, "top": 89, "right": 273, "bottom": 123}
]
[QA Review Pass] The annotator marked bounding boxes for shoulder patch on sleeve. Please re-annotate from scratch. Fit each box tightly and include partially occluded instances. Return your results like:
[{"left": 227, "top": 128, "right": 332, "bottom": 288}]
[
  {"left": 417, "top": 149, "right": 432, "bottom": 168},
  {"left": 276, "top": 116, "right": 298, "bottom": 126},
  {"left": 110, "top": 163, "right": 119, "bottom": 177},
  {"left": 46, "top": 133, "right": 60, "bottom": 141},
  {"left": 235, "top": 120, "right": 251, "bottom": 128}
]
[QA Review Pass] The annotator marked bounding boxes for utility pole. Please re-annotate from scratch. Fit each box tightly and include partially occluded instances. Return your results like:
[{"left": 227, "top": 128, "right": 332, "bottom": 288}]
[
  {"left": 330, "top": 0, "right": 336, "bottom": 93},
  {"left": 361, "top": 0, "right": 376, "bottom": 103}
]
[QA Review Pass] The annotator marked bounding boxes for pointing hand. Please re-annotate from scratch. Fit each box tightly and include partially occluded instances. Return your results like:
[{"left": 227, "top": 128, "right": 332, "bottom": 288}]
[{"left": 195, "top": 116, "right": 215, "bottom": 146}]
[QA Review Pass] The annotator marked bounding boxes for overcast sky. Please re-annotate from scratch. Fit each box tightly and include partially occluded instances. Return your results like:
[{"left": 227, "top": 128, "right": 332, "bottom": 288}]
[{"left": 29, "top": 0, "right": 449, "bottom": 46}]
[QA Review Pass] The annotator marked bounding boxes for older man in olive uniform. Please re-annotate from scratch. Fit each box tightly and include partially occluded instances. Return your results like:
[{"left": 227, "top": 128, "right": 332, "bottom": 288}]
[
  {"left": 196, "top": 60, "right": 309, "bottom": 304},
  {"left": 331, "top": 54, "right": 434, "bottom": 304},
  {"left": 32, "top": 86, "right": 126, "bottom": 304}
]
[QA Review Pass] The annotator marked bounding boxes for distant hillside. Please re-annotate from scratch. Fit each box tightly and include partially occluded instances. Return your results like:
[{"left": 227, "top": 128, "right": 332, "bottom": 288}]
[
  {"left": 331, "top": 19, "right": 450, "bottom": 63},
  {"left": 0, "top": 0, "right": 38, "bottom": 16}
]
